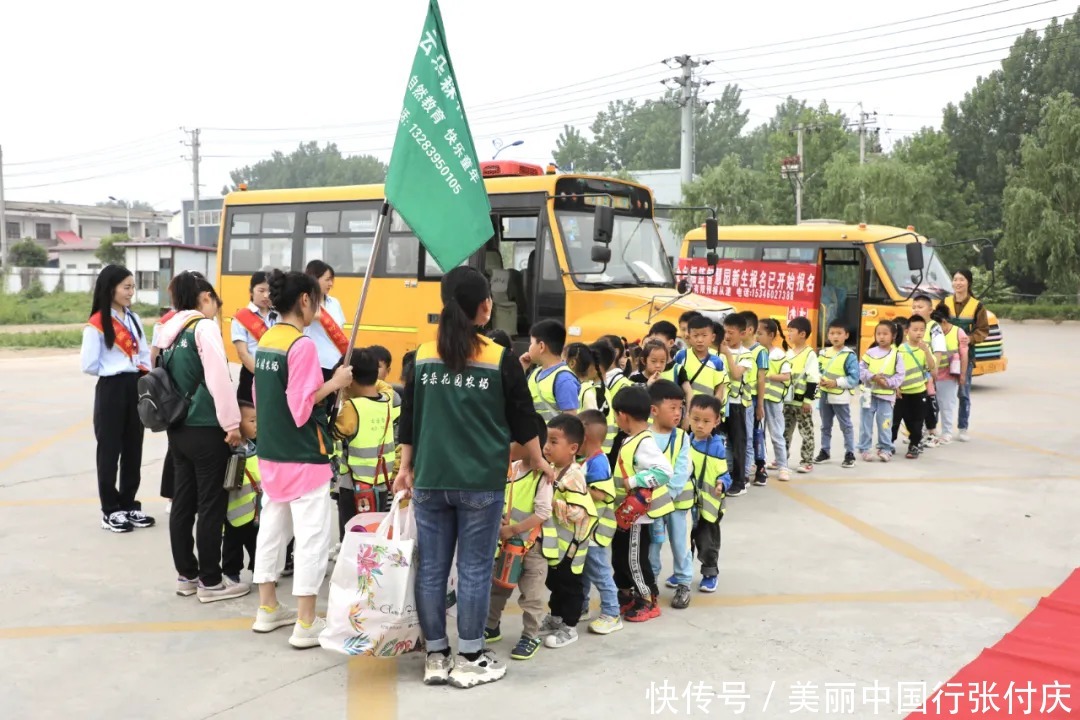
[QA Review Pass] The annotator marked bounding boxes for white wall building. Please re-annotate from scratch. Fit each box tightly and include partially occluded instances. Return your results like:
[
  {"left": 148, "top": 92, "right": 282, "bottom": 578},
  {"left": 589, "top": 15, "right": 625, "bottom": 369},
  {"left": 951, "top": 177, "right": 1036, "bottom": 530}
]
[{"left": 117, "top": 241, "right": 217, "bottom": 307}]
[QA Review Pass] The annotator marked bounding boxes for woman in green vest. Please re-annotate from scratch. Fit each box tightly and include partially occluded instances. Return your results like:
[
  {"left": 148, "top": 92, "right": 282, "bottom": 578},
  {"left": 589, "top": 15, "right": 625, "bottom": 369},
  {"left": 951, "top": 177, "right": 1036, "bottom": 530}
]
[
  {"left": 394, "top": 266, "right": 554, "bottom": 690},
  {"left": 154, "top": 271, "right": 247, "bottom": 604},
  {"left": 945, "top": 268, "right": 989, "bottom": 441}
]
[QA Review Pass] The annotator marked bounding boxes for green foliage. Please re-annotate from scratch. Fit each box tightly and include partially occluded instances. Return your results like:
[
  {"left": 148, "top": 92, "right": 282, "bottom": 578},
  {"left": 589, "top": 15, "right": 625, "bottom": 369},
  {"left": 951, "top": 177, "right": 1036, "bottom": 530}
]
[
  {"left": 992, "top": 304, "right": 1080, "bottom": 322},
  {"left": 228, "top": 142, "right": 387, "bottom": 190},
  {"left": 1001, "top": 92, "right": 1080, "bottom": 295},
  {"left": 0, "top": 290, "right": 158, "bottom": 325},
  {"left": 8, "top": 239, "right": 48, "bottom": 267},
  {"left": 95, "top": 234, "right": 128, "bottom": 266},
  {"left": 0, "top": 323, "right": 154, "bottom": 349},
  {"left": 21, "top": 281, "right": 45, "bottom": 300},
  {"left": 676, "top": 155, "right": 787, "bottom": 236},
  {"left": 552, "top": 125, "right": 590, "bottom": 171}
]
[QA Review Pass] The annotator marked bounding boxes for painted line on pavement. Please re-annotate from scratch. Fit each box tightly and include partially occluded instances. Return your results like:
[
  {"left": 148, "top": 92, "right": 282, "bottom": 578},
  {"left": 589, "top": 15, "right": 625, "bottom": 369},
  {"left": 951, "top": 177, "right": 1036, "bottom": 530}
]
[
  {"left": 0, "top": 419, "right": 90, "bottom": 474},
  {"left": 971, "top": 431, "right": 1080, "bottom": 464},
  {"left": 775, "top": 484, "right": 1033, "bottom": 619},
  {"left": 347, "top": 658, "right": 397, "bottom": 720}
]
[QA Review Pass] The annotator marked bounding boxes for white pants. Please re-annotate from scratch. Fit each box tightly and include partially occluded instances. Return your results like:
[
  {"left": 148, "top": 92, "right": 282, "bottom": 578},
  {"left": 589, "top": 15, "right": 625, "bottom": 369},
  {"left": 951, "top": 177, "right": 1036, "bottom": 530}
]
[
  {"left": 253, "top": 483, "right": 333, "bottom": 596},
  {"left": 936, "top": 378, "right": 960, "bottom": 437}
]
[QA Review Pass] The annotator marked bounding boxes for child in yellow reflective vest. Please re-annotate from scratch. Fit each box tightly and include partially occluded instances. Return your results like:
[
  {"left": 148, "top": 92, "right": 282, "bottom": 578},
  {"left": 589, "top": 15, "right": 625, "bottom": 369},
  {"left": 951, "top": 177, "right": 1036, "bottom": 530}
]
[
  {"left": 686, "top": 394, "right": 732, "bottom": 594},
  {"left": 486, "top": 420, "right": 554, "bottom": 662},
  {"left": 577, "top": 410, "right": 622, "bottom": 635},
  {"left": 224, "top": 402, "right": 260, "bottom": 585},
  {"left": 892, "top": 316, "right": 937, "bottom": 459},
  {"left": 541, "top": 414, "right": 598, "bottom": 650},
  {"left": 858, "top": 321, "right": 905, "bottom": 462}
]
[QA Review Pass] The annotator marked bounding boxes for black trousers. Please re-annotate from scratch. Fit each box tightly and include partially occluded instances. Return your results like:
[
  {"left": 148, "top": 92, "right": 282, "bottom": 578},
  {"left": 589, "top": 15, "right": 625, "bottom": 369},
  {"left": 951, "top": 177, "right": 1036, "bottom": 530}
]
[
  {"left": 167, "top": 425, "right": 230, "bottom": 587},
  {"left": 546, "top": 553, "right": 586, "bottom": 628},
  {"left": 236, "top": 367, "right": 255, "bottom": 405},
  {"left": 612, "top": 523, "right": 657, "bottom": 600},
  {"left": 160, "top": 446, "right": 174, "bottom": 499},
  {"left": 893, "top": 391, "right": 927, "bottom": 448},
  {"left": 222, "top": 520, "right": 258, "bottom": 579},
  {"left": 691, "top": 513, "right": 722, "bottom": 578},
  {"left": 93, "top": 373, "right": 145, "bottom": 516},
  {"left": 724, "top": 405, "right": 747, "bottom": 490},
  {"left": 923, "top": 394, "right": 939, "bottom": 431}
]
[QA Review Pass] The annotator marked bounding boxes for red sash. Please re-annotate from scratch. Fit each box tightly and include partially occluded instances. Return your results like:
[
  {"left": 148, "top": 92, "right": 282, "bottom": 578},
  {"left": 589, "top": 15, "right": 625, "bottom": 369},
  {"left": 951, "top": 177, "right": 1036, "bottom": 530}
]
[
  {"left": 88, "top": 311, "right": 149, "bottom": 373},
  {"left": 319, "top": 306, "right": 350, "bottom": 355},
  {"left": 233, "top": 307, "right": 269, "bottom": 341}
]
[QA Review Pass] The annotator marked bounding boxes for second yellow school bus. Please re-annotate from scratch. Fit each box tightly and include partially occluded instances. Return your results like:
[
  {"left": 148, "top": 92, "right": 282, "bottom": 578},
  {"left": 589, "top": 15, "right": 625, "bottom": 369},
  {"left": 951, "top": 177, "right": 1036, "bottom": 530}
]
[
  {"left": 216, "top": 161, "right": 734, "bottom": 370},
  {"left": 680, "top": 221, "right": 1007, "bottom": 377}
]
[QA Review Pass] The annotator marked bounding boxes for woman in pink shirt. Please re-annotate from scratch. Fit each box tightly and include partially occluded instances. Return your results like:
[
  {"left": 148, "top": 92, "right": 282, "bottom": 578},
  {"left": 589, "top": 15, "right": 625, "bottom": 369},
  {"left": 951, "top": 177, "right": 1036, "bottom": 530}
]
[{"left": 249, "top": 270, "right": 352, "bottom": 649}]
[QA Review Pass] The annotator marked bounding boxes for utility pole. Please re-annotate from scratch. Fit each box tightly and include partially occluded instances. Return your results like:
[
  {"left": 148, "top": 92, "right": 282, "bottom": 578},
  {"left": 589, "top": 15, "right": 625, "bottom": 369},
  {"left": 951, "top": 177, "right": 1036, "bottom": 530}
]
[
  {"left": 0, "top": 145, "right": 7, "bottom": 270},
  {"left": 183, "top": 128, "right": 201, "bottom": 246},
  {"left": 795, "top": 124, "right": 804, "bottom": 225},
  {"left": 664, "top": 55, "right": 712, "bottom": 189},
  {"left": 856, "top": 104, "right": 878, "bottom": 222}
]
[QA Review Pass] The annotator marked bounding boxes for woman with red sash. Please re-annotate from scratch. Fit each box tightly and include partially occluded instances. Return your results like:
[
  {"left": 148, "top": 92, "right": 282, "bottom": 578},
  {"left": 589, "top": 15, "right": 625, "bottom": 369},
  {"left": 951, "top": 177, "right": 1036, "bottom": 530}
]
[
  {"left": 80, "top": 264, "right": 155, "bottom": 534},
  {"left": 302, "top": 260, "right": 348, "bottom": 384},
  {"left": 231, "top": 271, "right": 277, "bottom": 404}
]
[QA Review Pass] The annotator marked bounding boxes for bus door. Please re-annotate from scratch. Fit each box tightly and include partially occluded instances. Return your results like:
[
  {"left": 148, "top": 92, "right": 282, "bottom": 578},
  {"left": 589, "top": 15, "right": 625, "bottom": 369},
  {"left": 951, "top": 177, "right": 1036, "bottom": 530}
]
[
  {"left": 821, "top": 248, "right": 863, "bottom": 348},
  {"left": 481, "top": 193, "right": 547, "bottom": 345},
  {"left": 858, "top": 247, "right": 905, "bottom": 355}
]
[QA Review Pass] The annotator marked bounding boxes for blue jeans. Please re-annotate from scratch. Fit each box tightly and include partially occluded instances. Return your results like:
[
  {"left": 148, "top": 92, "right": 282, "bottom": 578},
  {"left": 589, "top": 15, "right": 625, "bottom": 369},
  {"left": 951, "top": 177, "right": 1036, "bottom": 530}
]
[
  {"left": 957, "top": 357, "right": 975, "bottom": 430},
  {"left": 857, "top": 396, "right": 896, "bottom": 454},
  {"left": 647, "top": 510, "right": 694, "bottom": 586},
  {"left": 744, "top": 403, "right": 764, "bottom": 472},
  {"left": 411, "top": 489, "right": 503, "bottom": 654},
  {"left": 820, "top": 401, "right": 855, "bottom": 455},
  {"left": 580, "top": 543, "right": 620, "bottom": 618}
]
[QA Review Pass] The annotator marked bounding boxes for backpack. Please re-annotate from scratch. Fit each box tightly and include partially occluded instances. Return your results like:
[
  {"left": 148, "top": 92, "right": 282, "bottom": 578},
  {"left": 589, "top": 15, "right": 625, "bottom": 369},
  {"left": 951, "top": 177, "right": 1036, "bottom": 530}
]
[{"left": 137, "top": 318, "right": 200, "bottom": 432}]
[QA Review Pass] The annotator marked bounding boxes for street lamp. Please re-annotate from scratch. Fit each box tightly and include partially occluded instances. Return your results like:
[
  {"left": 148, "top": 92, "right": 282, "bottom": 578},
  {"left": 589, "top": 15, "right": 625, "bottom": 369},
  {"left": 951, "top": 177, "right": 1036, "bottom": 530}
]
[
  {"left": 492, "top": 138, "right": 524, "bottom": 160},
  {"left": 108, "top": 196, "right": 131, "bottom": 238}
]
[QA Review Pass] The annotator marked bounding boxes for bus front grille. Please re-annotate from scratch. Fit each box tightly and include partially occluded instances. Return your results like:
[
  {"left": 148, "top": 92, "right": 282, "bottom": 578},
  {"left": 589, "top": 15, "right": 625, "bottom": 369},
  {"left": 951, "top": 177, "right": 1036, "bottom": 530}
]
[{"left": 974, "top": 323, "right": 1004, "bottom": 361}]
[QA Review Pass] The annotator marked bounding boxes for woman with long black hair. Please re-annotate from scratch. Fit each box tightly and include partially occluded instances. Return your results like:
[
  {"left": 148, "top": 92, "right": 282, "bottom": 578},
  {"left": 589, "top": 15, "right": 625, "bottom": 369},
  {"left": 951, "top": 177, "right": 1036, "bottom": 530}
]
[
  {"left": 231, "top": 270, "right": 277, "bottom": 405},
  {"left": 154, "top": 271, "right": 247, "bottom": 602},
  {"left": 302, "top": 260, "right": 348, "bottom": 380},
  {"left": 81, "top": 264, "right": 154, "bottom": 534}
]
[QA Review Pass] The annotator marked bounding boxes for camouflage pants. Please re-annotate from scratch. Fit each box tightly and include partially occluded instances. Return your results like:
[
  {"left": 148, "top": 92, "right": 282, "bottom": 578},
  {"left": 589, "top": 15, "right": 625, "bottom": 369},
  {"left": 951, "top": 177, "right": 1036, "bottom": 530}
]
[{"left": 783, "top": 404, "right": 816, "bottom": 466}]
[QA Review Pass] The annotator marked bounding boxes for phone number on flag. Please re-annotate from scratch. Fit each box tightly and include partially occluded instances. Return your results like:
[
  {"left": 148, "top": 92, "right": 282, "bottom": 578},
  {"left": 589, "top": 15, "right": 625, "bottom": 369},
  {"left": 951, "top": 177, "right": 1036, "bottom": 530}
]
[{"left": 408, "top": 124, "right": 463, "bottom": 195}]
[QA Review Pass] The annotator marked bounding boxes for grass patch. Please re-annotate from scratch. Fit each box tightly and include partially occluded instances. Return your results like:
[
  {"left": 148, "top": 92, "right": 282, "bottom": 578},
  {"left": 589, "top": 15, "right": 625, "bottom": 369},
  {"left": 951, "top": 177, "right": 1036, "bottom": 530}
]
[
  {"left": 0, "top": 323, "right": 156, "bottom": 349},
  {"left": 0, "top": 291, "right": 160, "bottom": 325},
  {"left": 993, "top": 304, "right": 1080, "bottom": 322}
]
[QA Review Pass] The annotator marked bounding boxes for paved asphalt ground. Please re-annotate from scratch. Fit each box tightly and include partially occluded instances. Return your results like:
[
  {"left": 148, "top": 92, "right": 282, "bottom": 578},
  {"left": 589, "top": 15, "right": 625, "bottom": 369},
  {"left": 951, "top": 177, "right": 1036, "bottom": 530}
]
[{"left": 1, "top": 321, "right": 1077, "bottom": 720}]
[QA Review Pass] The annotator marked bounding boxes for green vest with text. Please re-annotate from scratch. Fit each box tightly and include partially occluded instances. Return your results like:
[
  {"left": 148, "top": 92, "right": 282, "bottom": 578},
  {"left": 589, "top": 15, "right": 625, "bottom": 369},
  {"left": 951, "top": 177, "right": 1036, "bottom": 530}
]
[{"left": 161, "top": 318, "right": 218, "bottom": 428}]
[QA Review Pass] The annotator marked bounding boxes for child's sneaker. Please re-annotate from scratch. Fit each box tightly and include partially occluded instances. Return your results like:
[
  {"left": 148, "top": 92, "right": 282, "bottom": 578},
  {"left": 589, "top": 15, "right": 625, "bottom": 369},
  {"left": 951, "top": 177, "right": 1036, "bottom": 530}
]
[
  {"left": 423, "top": 651, "right": 453, "bottom": 685},
  {"left": 813, "top": 450, "right": 830, "bottom": 464},
  {"left": 197, "top": 577, "right": 250, "bottom": 604},
  {"left": 957, "top": 430, "right": 970, "bottom": 442},
  {"left": 537, "top": 614, "right": 562, "bottom": 637},
  {"left": 448, "top": 650, "right": 506, "bottom": 689},
  {"left": 841, "top": 452, "right": 856, "bottom": 469},
  {"left": 511, "top": 634, "right": 543, "bottom": 659},
  {"left": 252, "top": 603, "right": 298, "bottom": 633},
  {"left": 588, "top": 614, "right": 623, "bottom": 635},
  {"left": 647, "top": 595, "right": 662, "bottom": 619},
  {"left": 877, "top": 450, "right": 893, "bottom": 463},
  {"left": 699, "top": 576, "right": 718, "bottom": 593},
  {"left": 796, "top": 464, "right": 813, "bottom": 474},
  {"left": 766, "top": 461, "right": 779, "bottom": 470},
  {"left": 483, "top": 625, "right": 501, "bottom": 644},
  {"left": 778, "top": 468, "right": 791, "bottom": 482},
  {"left": 288, "top": 616, "right": 327, "bottom": 649},
  {"left": 664, "top": 575, "right": 679, "bottom": 589},
  {"left": 672, "top": 584, "right": 692, "bottom": 609},
  {"left": 861, "top": 452, "right": 875, "bottom": 462},
  {"left": 176, "top": 576, "right": 198, "bottom": 597},
  {"left": 727, "top": 486, "right": 748, "bottom": 497},
  {"left": 623, "top": 601, "right": 653, "bottom": 623},
  {"left": 543, "top": 625, "right": 578, "bottom": 649},
  {"left": 939, "top": 434, "right": 953, "bottom": 445},
  {"left": 618, "top": 591, "right": 635, "bottom": 616},
  {"left": 906, "top": 445, "right": 921, "bottom": 460},
  {"left": 752, "top": 470, "right": 768, "bottom": 487},
  {"left": 923, "top": 434, "right": 940, "bottom": 449}
]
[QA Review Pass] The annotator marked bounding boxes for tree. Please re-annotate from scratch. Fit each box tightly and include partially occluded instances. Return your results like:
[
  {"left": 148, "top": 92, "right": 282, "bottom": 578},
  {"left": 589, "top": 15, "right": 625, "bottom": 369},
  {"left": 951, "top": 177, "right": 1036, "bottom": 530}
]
[
  {"left": 96, "top": 199, "right": 155, "bottom": 211},
  {"left": 552, "top": 125, "right": 591, "bottom": 171},
  {"left": 8, "top": 238, "right": 48, "bottom": 267},
  {"left": 96, "top": 234, "right": 128, "bottom": 266},
  {"left": 1001, "top": 92, "right": 1080, "bottom": 294},
  {"left": 676, "top": 156, "right": 786, "bottom": 235},
  {"left": 227, "top": 142, "right": 388, "bottom": 190}
]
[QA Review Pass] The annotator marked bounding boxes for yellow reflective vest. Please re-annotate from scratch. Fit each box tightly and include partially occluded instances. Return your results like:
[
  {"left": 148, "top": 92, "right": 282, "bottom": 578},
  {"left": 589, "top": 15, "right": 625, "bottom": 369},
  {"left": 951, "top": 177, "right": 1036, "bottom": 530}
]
[
  {"left": 583, "top": 452, "right": 618, "bottom": 548},
  {"left": 818, "top": 347, "right": 854, "bottom": 397},
  {"left": 899, "top": 344, "right": 929, "bottom": 394},
  {"left": 657, "top": 428, "right": 693, "bottom": 511},
  {"left": 541, "top": 471, "right": 598, "bottom": 574},
  {"left": 785, "top": 347, "right": 814, "bottom": 406},
  {"left": 501, "top": 467, "right": 558, "bottom": 551},
  {"left": 227, "top": 455, "right": 261, "bottom": 527},
  {"left": 528, "top": 363, "right": 576, "bottom": 421},
  {"left": 764, "top": 351, "right": 791, "bottom": 404},
  {"left": 601, "top": 371, "right": 634, "bottom": 454},
  {"left": 612, "top": 430, "right": 674, "bottom": 519},
  {"left": 343, "top": 393, "right": 397, "bottom": 488},
  {"left": 861, "top": 348, "right": 900, "bottom": 397},
  {"left": 689, "top": 441, "right": 726, "bottom": 524}
]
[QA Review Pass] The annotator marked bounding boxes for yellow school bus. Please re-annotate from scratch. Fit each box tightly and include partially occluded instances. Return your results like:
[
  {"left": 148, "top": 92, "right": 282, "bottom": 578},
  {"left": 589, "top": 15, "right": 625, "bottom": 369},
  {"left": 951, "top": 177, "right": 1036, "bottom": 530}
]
[
  {"left": 680, "top": 221, "right": 1007, "bottom": 376},
  {"left": 216, "top": 161, "right": 733, "bottom": 369}
]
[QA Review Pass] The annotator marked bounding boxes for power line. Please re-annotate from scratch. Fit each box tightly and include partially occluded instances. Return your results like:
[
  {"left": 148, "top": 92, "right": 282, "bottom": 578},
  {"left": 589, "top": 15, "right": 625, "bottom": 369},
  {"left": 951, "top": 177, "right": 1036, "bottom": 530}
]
[
  {"left": 3, "top": 132, "right": 177, "bottom": 167},
  {"left": 6, "top": 158, "right": 185, "bottom": 191}
]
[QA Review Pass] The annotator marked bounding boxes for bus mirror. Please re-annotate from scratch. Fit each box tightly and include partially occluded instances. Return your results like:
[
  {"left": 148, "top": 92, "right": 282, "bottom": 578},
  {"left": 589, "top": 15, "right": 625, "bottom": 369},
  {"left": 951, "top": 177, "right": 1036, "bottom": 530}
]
[
  {"left": 905, "top": 242, "right": 924, "bottom": 272},
  {"left": 593, "top": 205, "right": 614, "bottom": 244},
  {"left": 706, "top": 251, "right": 719, "bottom": 267},
  {"left": 704, "top": 217, "right": 718, "bottom": 250},
  {"left": 591, "top": 244, "right": 612, "bottom": 265},
  {"left": 979, "top": 244, "right": 996, "bottom": 272},
  {"left": 677, "top": 278, "right": 691, "bottom": 295}
]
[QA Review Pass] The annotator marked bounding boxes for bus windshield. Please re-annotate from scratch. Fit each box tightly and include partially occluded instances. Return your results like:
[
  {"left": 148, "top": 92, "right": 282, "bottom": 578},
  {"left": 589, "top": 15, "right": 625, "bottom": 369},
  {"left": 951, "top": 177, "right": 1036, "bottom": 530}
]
[
  {"left": 876, "top": 243, "right": 954, "bottom": 299},
  {"left": 556, "top": 210, "right": 674, "bottom": 288}
]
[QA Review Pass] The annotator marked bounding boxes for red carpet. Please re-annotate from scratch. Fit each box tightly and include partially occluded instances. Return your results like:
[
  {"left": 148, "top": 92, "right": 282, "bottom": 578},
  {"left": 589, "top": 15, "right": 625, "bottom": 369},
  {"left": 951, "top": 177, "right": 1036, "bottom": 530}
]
[{"left": 911, "top": 568, "right": 1080, "bottom": 718}]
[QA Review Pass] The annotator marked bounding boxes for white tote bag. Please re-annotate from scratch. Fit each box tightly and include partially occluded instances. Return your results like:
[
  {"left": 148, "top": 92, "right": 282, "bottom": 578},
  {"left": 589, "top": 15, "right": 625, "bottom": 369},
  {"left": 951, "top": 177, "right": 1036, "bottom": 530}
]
[{"left": 320, "top": 492, "right": 422, "bottom": 657}]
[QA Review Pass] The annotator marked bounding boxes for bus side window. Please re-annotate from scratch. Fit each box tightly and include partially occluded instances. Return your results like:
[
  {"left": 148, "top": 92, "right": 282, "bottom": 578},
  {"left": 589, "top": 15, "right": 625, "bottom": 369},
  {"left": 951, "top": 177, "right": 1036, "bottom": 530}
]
[{"left": 863, "top": 254, "right": 892, "bottom": 305}]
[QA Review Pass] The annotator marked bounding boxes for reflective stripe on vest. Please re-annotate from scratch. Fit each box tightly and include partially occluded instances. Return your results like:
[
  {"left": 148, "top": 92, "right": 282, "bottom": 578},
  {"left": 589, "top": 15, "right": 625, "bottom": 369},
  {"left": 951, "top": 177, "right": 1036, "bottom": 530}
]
[
  {"left": 528, "top": 364, "right": 575, "bottom": 421},
  {"left": 764, "top": 354, "right": 789, "bottom": 404},
  {"left": 690, "top": 445, "right": 726, "bottom": 524},
  {"left": 226, "top": 465, "right": 260, "bottom": 527},
  {"left": 899, "top": 344, "right": 929, "bottom": 394},
  {"left": 785, "top": 348, "right": 813, "bottom": 405},
  {"left": 541, "top": 488, "right": 597, "bottom": 573},
  {"left": 613, "top": 431, "right": 674, "bottom": 519},
  {"left": 345, "top": 395, "right": 395, "bottom": 485},
  {"left": 602, "top": 373, "right": 632, "bottom": 453},
  {"left": 818, "top": 348, "right": 853, "bottom": 396},
  {"left": 588, "top": 468, "right": 618, "bottom": 548},
  {"left": 503, "top": 469, "right": 557, "bottom": 549},
  {"left": 862, "top": 348, "right": 899, "bottom": 396},
  {"left": 683, "top": 352, "right": 724, "bottom": 398},
  {"left": 659, "top": 429, "right": 693, "bottom": 510}
]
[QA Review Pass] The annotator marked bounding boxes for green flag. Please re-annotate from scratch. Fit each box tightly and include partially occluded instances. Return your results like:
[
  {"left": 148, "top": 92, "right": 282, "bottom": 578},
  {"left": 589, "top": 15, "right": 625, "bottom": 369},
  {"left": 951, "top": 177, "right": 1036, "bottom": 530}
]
[{"left": 384, "top": 0, "right": 492, "bottom": 273}]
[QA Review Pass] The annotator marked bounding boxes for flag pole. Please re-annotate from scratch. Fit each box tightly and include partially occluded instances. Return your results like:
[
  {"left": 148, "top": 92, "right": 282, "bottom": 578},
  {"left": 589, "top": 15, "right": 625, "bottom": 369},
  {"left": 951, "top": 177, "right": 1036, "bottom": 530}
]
[{"left": 336, "top": 201, "right": 391, "bottom": 406}]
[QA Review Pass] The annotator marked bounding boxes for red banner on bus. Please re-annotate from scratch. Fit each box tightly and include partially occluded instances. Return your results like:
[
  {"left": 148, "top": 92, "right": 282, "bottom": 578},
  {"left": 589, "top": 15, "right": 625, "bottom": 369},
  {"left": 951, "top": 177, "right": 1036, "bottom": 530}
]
[{"left": 679, "top": 258, "right": 822, "bottom": 321}]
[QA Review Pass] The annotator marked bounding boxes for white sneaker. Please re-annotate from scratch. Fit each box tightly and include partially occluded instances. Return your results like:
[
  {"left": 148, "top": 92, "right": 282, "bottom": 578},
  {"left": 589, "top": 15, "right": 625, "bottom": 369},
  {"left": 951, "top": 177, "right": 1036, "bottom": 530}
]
[
  {"left": 543, "top": 625, "right": 578, "bottom": 648},
  {"left": 448, "top": 650, "right": 506, "bottom": 689},
  {"left": 588, "top": 614, "right": 623, "bottom": 635},
  {"left": 537, "top": 614, "right": 562, "bottom": 638},
  {"left": 424, "top": 651, "right": 453, "bottom": 685},
  {"left": 176, "top": 576, "right": 198, "bottom": 597},
  {"left": 252, "top": 604, "right": 298, "bottom": 633},
  {"left": 197, "top": 577, "right": 251, "bottom": 604},
  {"left": 289, "top": 616, "right": 327, "bottom": 649},
  {"left": 957, "top": 430, "right": 970, "bottom": 442}
]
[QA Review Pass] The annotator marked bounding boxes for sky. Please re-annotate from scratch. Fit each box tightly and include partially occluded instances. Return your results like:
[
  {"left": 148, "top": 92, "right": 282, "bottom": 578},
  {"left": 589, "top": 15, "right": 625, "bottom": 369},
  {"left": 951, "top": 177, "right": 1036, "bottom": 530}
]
[{"left": 1, "top": 0, "right": 1075, "bottom": 214}]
